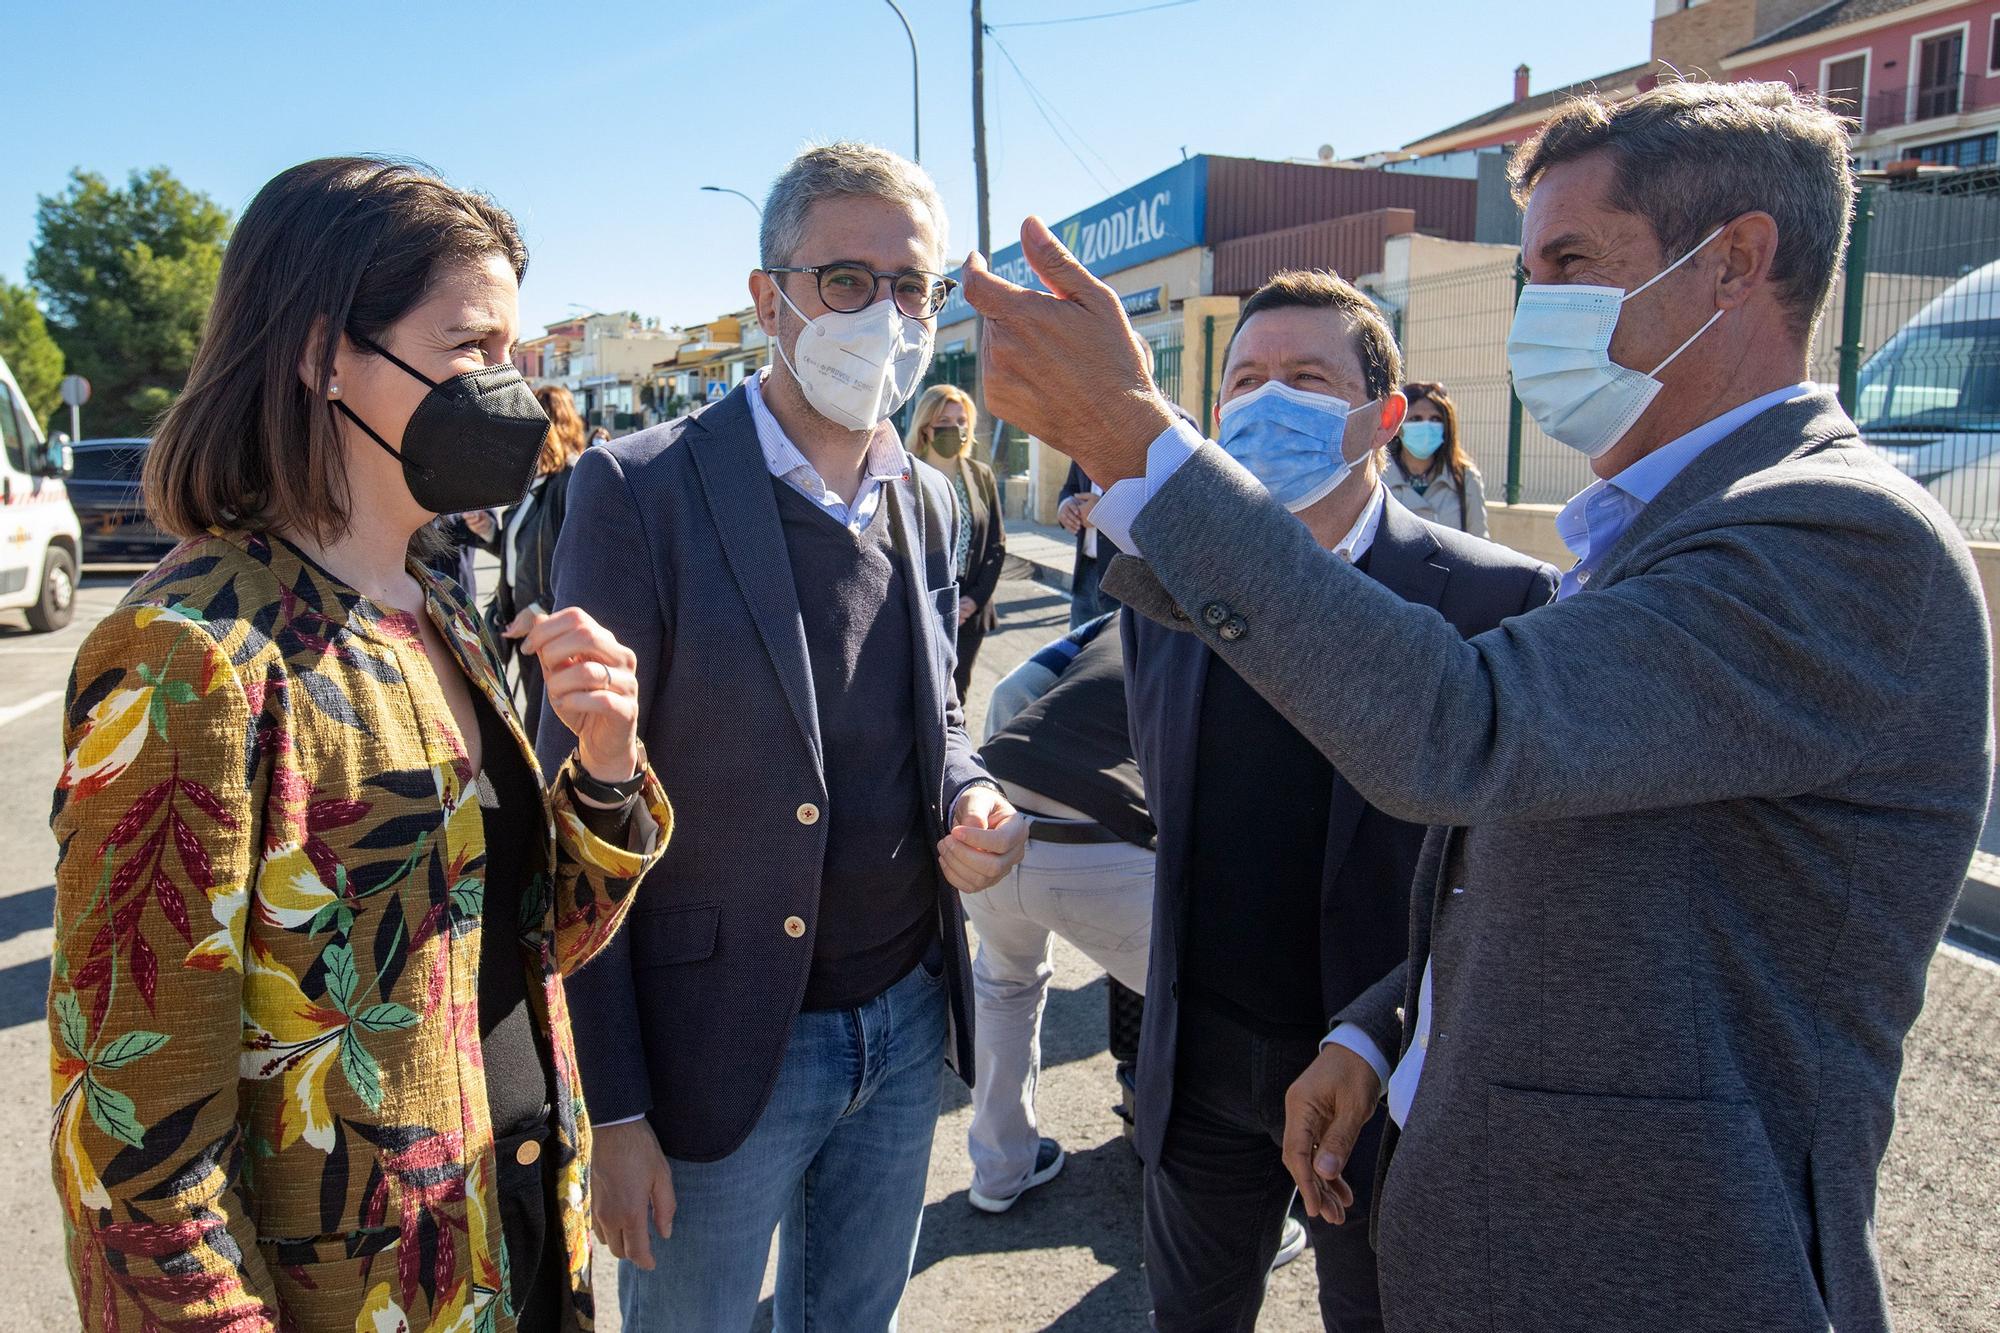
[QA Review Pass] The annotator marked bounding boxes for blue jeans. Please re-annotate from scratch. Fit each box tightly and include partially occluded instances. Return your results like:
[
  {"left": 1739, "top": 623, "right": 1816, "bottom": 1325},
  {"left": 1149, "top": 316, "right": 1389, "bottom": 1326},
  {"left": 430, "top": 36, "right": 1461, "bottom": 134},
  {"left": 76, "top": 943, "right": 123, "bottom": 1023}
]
[{"left": 618, "top": 956, "right": 950, "bottom": 1331}]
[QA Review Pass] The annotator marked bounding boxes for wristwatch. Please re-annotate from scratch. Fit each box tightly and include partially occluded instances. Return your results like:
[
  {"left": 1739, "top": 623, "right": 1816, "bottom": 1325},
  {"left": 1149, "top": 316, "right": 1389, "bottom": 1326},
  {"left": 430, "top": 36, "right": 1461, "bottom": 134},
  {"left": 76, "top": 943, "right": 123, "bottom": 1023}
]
[{"left": 572, "top": 744, "right": 647, "bottom": 806}]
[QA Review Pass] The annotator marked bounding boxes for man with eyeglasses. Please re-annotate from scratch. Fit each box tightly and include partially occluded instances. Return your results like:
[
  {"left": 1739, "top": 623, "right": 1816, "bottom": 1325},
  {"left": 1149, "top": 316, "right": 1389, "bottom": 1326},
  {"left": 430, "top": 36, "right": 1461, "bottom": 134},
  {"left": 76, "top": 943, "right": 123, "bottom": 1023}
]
[{"left": 540, "top": 142, "right": 1028, "bottom": 1331}]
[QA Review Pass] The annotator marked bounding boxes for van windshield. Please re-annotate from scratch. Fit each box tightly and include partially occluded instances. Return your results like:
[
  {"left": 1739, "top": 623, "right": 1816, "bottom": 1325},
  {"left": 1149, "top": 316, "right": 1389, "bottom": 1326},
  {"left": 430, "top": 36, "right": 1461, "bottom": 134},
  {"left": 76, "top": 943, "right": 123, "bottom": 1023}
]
[{"left": 1854, "top": 316, "right": 2000, "bottom": 433}]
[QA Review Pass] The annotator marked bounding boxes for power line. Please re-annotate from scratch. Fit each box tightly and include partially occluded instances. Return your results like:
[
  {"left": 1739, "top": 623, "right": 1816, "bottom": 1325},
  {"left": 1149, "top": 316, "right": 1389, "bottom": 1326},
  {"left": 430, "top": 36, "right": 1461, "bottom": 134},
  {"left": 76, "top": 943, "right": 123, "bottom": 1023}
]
[
  {"left": 985, "top": 30, "right": 1120, "bottom": 193},
  {"left": 989, "top": 0, "right": 1197, "bottom": 28}
]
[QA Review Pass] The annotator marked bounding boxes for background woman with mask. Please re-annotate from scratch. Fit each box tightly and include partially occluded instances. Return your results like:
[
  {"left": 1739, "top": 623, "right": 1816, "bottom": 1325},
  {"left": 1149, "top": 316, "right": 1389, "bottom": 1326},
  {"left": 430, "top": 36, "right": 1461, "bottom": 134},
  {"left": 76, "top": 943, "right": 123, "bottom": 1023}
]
[
  {"left": 908, "top": 383, "right": 1005, "bottom": 696},
  {"left": 48, "top": 156, "right": 670, "bottom": 1333},
  {"left": 1384, "top": 379, "right": 1488, "bottom": 537}
]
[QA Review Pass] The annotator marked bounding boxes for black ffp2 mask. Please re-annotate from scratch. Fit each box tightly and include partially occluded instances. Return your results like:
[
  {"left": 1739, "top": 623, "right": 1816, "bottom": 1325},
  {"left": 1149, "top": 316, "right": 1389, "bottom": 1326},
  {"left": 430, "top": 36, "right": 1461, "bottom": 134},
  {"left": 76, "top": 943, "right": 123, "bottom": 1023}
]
[{"left": 334, "top": 334, "right": 550, "bottom": 514}]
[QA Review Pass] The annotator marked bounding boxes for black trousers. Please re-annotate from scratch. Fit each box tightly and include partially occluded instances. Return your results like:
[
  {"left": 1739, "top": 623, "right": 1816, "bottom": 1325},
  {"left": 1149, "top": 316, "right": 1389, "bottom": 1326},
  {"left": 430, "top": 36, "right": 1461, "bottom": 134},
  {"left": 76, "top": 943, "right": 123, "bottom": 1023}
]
[
  {"left": 494, "top": 1121, "right": 572, "bottom": 1332},
  {"left": 1142, "top": 1001, "right": 1386, "bottom": 1333}
]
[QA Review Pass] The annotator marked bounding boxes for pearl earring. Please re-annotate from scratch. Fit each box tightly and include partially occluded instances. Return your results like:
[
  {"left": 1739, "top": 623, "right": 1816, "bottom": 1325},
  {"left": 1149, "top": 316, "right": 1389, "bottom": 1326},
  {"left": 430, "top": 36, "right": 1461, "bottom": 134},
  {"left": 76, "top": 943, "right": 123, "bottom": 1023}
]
[{"left": 328, "top": 384, "right": 342, "bottom": 398}]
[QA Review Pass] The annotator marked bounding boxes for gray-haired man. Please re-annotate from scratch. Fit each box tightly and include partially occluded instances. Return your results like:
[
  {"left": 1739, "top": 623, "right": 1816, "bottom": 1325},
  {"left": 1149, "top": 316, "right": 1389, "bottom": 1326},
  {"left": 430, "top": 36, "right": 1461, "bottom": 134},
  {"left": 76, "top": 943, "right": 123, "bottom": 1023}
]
[
  {"left": 965, "top": 82, "right": 1992, "bottom": 1333},
  {"left": 543, "top": 142, "right": 1027, "bottom": 1330}
]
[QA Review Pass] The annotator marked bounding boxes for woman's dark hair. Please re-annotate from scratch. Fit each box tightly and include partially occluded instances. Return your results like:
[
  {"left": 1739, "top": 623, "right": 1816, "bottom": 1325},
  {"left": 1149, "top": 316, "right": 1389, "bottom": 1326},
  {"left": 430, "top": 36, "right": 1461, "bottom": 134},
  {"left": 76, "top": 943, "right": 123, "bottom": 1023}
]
[
  {"left": 1393, "top": 380, "right": 1473, "bottom": 487},
  {"left": 146, "top": 156, "right": 528, "bottom": 541}
]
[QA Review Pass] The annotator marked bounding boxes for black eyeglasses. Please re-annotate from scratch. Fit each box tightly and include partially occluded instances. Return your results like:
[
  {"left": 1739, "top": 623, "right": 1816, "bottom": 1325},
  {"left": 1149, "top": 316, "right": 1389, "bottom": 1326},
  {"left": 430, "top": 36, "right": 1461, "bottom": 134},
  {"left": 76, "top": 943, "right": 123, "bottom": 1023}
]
[{"left": 764, "top": 261, "right": 958, "bottom": 320}]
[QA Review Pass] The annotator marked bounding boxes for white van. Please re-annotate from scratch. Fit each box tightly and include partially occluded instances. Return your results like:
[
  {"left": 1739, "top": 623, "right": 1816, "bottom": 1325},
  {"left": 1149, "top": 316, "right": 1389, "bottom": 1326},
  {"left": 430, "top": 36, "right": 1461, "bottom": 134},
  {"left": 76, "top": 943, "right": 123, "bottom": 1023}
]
[
  {"left": 0, "top": 354, "right": 81, "bottom": 631},
  {"left": 1854, "top": 259, "right": 2000, "bottom": 542}
]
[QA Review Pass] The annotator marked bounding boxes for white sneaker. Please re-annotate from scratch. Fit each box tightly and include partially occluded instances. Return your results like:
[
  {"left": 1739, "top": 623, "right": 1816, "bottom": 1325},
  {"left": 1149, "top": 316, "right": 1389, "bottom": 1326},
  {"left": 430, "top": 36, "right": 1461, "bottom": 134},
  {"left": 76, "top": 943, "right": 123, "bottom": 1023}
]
[{"left": 968, "top": 1138, "right": 1066, "bottom": 1213}]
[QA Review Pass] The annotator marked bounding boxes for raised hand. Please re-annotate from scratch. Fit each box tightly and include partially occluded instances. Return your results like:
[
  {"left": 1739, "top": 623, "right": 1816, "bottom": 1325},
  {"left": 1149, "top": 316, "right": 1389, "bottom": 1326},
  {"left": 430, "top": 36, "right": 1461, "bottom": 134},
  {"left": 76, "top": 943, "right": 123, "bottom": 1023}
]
[{"left": 961, "top": 217, "right": 1175, "bottom": 487}]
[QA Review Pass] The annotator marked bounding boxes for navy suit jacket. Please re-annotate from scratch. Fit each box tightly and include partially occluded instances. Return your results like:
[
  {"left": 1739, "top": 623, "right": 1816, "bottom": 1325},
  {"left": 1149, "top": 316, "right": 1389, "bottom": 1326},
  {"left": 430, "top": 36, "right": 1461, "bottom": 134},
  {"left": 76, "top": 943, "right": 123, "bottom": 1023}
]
[
  {"left": 1121, "top": 494, "right": 1557, "bottom": 1167},
  {"left": 537, "top": 385, "right": 991, "bottom": 1162}
]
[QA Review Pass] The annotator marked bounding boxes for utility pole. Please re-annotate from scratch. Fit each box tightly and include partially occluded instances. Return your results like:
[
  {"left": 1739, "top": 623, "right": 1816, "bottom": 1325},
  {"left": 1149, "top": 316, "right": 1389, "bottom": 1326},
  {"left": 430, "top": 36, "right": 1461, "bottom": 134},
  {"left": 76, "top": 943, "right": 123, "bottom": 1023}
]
[
  {"left": 970, "top": 0, "right": 996, "bottom": 469},
  {"left": 971, "top": 0, "right": 991, "bottom": 258}
]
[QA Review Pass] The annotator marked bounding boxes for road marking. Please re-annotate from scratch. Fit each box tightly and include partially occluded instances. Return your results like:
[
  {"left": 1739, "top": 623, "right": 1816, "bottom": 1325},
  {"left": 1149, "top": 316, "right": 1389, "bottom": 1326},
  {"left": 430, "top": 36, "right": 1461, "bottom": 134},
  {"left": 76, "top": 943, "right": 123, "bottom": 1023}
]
[{"left": 0, "top": 690, "right": 62, "bottom": 729}]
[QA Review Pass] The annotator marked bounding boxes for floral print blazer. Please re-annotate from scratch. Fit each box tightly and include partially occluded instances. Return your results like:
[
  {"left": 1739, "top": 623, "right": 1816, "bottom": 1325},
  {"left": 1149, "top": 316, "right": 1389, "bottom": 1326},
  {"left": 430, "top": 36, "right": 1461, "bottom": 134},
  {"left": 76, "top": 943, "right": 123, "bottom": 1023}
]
[{"left": 48, "top": 530, "right": 671, "bottom": 1333}]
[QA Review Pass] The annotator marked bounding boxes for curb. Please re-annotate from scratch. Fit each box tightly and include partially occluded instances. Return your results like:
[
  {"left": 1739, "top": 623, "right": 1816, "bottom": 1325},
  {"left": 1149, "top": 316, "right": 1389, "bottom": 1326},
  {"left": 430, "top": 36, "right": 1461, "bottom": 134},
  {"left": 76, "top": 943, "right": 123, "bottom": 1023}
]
[
  {"left": 1954, "top": 854, "right": 2000, "bottom": 956},
  {"left": 1003, "top": 526, "right": 1077, "bottom": 596}
]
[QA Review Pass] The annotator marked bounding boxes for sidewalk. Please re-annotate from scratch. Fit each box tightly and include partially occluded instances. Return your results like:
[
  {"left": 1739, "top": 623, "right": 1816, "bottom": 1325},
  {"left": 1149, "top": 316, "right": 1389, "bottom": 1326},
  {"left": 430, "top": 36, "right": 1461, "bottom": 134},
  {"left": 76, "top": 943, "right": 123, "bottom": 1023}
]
[{"left": 1001, "top": 517, "right": 1078, "bottom": 595}]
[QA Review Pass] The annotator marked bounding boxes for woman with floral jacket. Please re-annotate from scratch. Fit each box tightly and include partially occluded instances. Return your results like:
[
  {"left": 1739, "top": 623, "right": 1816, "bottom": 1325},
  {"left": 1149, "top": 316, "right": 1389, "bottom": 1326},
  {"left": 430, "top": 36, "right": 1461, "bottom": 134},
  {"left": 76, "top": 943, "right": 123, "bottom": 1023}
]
[{"left": 49, "top": 157, "right": 670, "bottom": 1333}]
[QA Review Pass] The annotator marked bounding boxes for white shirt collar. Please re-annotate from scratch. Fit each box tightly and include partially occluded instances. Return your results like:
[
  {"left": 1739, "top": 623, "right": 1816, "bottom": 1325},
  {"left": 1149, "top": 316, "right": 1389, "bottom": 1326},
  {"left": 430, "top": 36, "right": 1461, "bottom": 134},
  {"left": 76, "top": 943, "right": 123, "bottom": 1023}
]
[
  {"left": 1333, "top": 481, "right": 1388, "bottom": 565},
  {"left": 744, "top": 370, "right": 908, "bottom": 530}
]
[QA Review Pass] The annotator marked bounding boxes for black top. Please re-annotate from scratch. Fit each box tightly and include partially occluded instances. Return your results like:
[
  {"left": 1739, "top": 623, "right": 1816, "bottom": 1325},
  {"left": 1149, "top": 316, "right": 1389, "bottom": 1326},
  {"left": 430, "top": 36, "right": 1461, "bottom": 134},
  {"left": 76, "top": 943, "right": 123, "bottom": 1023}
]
[
  {"left": 1179, "top": 643, "right": 1346, "bottom": 1038},
  {"left": 772, "top": 480, "right": 939, "bottom": 1011},
  {"left": 472, "top": 695, "right": 556, "bottom": 1136},
  {"left": 981, "top": 627, "right": 1154, "bottom": 847}
]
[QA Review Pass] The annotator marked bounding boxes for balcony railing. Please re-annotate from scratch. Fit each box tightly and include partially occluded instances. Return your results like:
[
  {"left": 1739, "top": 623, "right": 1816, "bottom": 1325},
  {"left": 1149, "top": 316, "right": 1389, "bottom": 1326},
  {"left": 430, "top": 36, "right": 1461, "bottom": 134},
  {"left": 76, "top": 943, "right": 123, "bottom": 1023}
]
[{"left": 1857, "top": 71, "right": 1987, "bottom": 133}]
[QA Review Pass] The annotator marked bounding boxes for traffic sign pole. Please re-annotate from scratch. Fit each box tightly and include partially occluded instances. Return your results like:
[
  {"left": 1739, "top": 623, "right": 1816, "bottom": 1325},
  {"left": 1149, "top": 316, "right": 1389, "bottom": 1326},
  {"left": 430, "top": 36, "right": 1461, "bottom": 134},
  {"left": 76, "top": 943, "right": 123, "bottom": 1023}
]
[{"left": 58, "top": 374, "right": 92, "bottom": 443}]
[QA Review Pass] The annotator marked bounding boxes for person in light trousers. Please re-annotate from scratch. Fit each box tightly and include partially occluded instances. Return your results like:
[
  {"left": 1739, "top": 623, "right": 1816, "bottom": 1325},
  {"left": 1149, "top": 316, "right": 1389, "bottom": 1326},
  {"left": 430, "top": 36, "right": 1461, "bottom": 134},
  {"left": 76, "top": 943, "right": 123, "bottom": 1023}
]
[{"left": 962, "top": 613, "right": 1155, "bottom": 1211}]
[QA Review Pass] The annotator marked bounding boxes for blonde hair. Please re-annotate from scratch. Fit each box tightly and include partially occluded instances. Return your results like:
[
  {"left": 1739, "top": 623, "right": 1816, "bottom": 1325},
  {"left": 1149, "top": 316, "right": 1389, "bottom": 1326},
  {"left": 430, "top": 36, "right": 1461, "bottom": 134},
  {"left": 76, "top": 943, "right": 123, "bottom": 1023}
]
[
  {"left": 533, "top": 384, "right": 586, "bottom": 475},
  {"left": 905, "top": 384, "right": 977, "bottom": 460}
]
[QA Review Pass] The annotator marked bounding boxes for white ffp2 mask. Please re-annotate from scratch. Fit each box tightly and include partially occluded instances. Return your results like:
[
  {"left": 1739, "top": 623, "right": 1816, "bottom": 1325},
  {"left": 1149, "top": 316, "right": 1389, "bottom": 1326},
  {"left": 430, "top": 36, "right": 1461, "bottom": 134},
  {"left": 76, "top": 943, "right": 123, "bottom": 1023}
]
[
  {"left": 1506, "top": 223, "right": 1728, "bottom": 459},
  {"left": 773, "top": 284, "right": 934, "bottom": 432}
]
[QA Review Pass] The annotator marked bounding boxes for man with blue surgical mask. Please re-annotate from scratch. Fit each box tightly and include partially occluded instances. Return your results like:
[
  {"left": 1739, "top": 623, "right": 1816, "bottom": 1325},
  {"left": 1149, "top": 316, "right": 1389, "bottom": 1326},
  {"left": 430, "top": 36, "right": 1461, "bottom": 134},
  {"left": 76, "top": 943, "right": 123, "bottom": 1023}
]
[
  {"left": 964, "top": 81, "right": 1992, "bottom": 1333},
  {"left": 1110, "top": 268, "right": 1556, "bottom": 1332}
]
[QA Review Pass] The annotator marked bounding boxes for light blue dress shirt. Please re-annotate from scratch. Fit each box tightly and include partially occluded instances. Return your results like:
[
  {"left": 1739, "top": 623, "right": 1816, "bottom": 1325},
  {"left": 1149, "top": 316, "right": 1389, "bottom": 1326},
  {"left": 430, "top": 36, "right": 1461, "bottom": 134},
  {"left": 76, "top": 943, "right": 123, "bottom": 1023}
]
[
  {"left": 1552, "top": 382, "right": 1817, "bottom": 598},
  {"left": 1324, "top": 381, "right": 1815, "bottom": 1125},
  {"left": 745, "top": 370, "right": 910, "bottom": 535}
]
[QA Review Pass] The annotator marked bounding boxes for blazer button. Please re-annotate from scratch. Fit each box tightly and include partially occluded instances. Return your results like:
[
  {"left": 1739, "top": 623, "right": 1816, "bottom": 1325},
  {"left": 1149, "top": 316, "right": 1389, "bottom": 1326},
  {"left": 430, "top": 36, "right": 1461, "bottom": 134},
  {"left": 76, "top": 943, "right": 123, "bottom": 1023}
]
[
  {"left": 784, "top": 915, "right": 806, "bottom": 938},
  {"left": 1219, "top": 615, "right": 1248, "bottom": 643},
  {"left": 796, "top": 802, "right": 821, "bottom": 826},
  {"left": 515, "top": 1138, "right": 542, "bottom": 1166},
  {"left": 1170, "top": 604, "right": 1190, "bottom": 622},
  {"left": 1202, "top": 601, "right": 1230, "bottom": 628}
]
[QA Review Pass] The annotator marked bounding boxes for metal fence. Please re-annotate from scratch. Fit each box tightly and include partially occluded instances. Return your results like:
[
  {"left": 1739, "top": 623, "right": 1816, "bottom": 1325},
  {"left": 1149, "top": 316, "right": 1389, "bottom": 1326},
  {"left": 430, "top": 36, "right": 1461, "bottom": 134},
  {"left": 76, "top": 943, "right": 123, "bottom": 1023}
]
[
  {"left": 1140, "top": 322, "right": 1185, "bottom": 407},
  {"left": 1365, "top": 180, "right": 2000, "bottom": 538},
  {"left": 1365, "top": 260, "right": 1595, "bottom": 506}
]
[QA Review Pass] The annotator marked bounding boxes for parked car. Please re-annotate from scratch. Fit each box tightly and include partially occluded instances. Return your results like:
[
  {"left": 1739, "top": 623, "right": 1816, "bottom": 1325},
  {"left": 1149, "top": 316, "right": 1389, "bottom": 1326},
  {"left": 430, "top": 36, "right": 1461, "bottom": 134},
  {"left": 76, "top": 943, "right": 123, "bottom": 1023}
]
[
  {"left": 68, "top": 437, "right": 175, "bottom": 564},
  {"left": 1855, "top": 259, "right": 2000, "bottom": 542},
  {"left": 0, "top": 353, "right": 81, "bottom": 631}
]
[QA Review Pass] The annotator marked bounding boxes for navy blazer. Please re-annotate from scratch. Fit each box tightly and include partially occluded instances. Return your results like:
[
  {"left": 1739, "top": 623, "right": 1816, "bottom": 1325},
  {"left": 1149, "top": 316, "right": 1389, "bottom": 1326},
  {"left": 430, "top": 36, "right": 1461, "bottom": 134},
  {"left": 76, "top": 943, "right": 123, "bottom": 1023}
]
[
  {"left": 537, "top": 385, "right": 991, "bottom": 1162},
  {"left": 1121, "top": 495, "right": 1557, "bottom": 1167}
]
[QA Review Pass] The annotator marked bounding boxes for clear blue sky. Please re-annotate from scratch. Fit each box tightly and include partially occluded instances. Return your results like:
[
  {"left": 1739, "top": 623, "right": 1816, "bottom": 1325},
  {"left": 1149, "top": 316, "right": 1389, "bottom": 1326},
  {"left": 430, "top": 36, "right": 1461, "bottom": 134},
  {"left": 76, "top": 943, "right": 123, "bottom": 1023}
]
[{"left": 1, "top": 0, "right": 1652, "bottom": 336}]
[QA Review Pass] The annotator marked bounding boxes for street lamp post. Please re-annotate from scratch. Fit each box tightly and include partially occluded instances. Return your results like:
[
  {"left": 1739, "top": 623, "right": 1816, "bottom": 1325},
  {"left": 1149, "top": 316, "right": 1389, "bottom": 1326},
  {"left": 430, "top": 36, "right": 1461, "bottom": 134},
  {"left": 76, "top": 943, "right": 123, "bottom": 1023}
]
[
  {"left": 699, "top": 185, "right": 763, "bottom": 217},
  {"left": 882, "top": 0, "right": 920, "bottom": 163}
]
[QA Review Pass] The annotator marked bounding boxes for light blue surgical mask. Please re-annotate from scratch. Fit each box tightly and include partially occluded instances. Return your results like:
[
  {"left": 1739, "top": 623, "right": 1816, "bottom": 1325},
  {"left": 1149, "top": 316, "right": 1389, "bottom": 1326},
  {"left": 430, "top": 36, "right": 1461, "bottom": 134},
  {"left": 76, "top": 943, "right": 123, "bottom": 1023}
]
[
  {"left": 1506, "top": 223, "right": 1727, "bottom": 459},
  {"left": 1218, "top": 381, "right": 1380, "bottom": 512},
  {"left": 1400, "top": 420, "right": 1446, "bottom": 460}
]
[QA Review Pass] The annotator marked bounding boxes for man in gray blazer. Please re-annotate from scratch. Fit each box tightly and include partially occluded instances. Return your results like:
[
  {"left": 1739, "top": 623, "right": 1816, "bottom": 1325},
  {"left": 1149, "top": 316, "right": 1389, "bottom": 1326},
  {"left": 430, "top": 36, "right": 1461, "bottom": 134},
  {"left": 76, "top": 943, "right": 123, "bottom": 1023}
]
[{"left": 964, "top": 82, "right": 1992, "bottom": 1333}]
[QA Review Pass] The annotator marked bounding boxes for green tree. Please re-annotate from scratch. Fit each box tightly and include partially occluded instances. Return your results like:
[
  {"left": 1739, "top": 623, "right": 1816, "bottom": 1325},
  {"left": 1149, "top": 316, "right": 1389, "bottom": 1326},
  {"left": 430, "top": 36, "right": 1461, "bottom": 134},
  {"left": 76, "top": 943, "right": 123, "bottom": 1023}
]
[
  {"left": 0, "top": 279, "right": 64, "bottom": 425},
  {"left": 27, "top": 167, "right": 229, "bottom": 438}
]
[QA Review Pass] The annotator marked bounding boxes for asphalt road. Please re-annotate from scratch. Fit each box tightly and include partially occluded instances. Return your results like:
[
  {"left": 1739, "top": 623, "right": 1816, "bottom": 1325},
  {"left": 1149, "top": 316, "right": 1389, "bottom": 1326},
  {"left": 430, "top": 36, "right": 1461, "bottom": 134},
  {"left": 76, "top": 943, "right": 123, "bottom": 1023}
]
[{"left": 1, "top": 571, "right": 1995, "bottom": 1330}]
